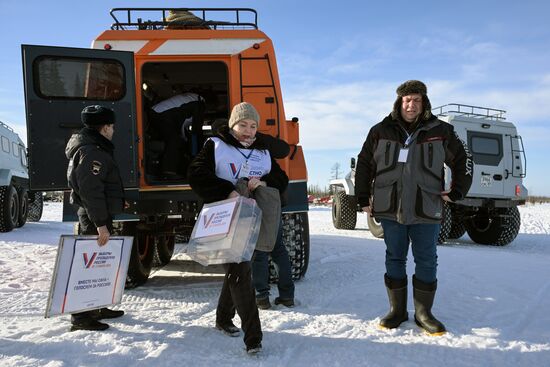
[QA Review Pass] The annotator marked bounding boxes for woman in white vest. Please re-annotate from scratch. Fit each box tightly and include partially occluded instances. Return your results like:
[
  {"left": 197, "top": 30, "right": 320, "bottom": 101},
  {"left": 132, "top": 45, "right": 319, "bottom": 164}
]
[{"left": 188, "top": 102, "right": 288, "bottom": 355}]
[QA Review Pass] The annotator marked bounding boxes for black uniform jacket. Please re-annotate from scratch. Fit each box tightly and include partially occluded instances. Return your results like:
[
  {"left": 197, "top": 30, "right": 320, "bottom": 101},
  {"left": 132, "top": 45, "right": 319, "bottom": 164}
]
[
  {"left": 65, "top": 128, "right": 124, "bottom": 227},
  {"left": 355, "top": 113, "right": 473, "bottom": 224},
  {"left": 188, "top": 125, "right": 289, "bottom": 203}
]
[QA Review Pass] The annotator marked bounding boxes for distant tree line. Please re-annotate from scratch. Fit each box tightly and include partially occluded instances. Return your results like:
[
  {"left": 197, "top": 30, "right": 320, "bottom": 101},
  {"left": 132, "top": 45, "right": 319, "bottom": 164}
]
[
  {"left": 527, "top": 196, "right": 550, "bottom": 204},
  {"left": 308, "top": 184, "right": 330, "bottom": 197}
]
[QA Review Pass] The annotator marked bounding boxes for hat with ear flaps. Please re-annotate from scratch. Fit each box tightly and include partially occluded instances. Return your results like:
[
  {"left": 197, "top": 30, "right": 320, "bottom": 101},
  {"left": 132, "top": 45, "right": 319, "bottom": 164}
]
[
  {"left": 81, "top": 105, "right": 116, "bottom": 127},
  {"left": 391, "top": 80, "right": 433, "bottom": 121}
]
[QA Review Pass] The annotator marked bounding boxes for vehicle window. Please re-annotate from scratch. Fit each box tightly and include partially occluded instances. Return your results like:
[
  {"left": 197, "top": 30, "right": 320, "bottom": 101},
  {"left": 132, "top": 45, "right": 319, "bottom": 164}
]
[
  {"left": 35, "top": 57, "right": 125, "bottom": 100},
  {"left": 1, "top": 136, "right": 9, "bottom": 153},
  {"left": 471, "top": 136, "right": 500, "bottom": 155},
  {"left": 12, "top": 142, "right": 19, "bottom": 157},
  {"left": 467, "top": 131, "right": 503, "bottom": 166}
]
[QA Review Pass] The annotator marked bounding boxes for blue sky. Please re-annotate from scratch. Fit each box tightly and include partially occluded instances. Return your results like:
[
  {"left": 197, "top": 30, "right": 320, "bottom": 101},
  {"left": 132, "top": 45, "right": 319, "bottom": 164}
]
[{"left": 1, "top": 0, "right": 549, "bottom": 195}]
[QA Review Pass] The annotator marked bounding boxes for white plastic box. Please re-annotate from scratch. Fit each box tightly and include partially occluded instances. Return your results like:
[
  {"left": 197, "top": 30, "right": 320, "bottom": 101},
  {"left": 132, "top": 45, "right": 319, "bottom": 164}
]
[{"left": 187, "top": 196, "right": 262, "bottom": 266}]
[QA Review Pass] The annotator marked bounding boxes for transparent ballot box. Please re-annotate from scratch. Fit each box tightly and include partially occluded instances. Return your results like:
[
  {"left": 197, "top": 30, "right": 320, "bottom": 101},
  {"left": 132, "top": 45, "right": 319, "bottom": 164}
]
[{"left": 187, "top": 196, "right": 262, "bottom": 266}]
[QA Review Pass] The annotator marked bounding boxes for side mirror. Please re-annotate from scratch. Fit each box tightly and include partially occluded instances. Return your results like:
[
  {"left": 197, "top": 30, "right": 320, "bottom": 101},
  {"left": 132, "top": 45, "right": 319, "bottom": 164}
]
[
  {"left": 350, "top": 157, "right": 356, "bottom": 169},
  {"left": 291, "top": 117, "right": 299, "bottom": 123}
]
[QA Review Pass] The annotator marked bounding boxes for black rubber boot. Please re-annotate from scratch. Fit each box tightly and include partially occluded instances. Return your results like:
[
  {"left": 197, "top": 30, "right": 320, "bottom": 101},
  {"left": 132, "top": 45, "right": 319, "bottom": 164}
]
[
  {"left": 412, "top": 275, "right": 446, "bottom": 335},
  {"left": 70, "top": 318, "right": 109, "bottom": 331},
  {"left": 379, "top": 274, "right": 408, "bottom": 329},
  {"left": 94, "top": 308, "right": 124, "bottom": 320}
]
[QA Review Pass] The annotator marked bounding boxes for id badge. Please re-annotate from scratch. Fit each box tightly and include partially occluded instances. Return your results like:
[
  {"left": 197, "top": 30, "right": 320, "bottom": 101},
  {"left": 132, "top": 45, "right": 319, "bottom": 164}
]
[
  {"left": 398, "top": 148, "right": 408, "bottom": 163},
  {"left": 239, "top": 161, "right": 250, "bottom": 178}
]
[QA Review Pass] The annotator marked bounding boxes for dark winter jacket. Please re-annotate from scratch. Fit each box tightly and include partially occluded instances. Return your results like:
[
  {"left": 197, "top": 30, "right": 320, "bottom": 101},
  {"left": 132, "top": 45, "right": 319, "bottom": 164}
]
[
  {"left": 65, "top": 127, "right": 124, "bottom": 227},
  {"left": 188, "top": 125, "right": 289, "bottom": 203},
  {"left": 355, "top": 113, "right": 473, "bottom": 225}
]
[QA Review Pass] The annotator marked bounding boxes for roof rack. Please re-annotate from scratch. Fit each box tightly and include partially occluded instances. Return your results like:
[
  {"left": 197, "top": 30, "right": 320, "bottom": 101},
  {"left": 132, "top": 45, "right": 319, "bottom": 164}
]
[
  {"left": 0, "top": 120, "right": 15, "bottom": 133},
  {"left": 110, "top": 8, "right": 258, "bottom": 30},
  {"left": 432, "top": 103, "right": 506, "bottom": 121}
]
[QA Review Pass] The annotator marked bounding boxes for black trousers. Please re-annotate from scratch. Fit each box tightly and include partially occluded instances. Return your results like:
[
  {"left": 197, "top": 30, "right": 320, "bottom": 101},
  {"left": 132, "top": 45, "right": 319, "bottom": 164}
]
[
  {"left": 71, "top": 208, "right": 114, "bottom": 323},
  {"left": 216, "top": 262, "right": 262, "bottom": 347}
]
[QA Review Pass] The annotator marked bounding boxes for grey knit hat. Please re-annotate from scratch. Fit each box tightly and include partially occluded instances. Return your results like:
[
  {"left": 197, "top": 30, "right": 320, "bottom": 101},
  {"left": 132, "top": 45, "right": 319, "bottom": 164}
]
[
  {"left": 228, "top": 102, "right": 260, "bottom": 129},
  {"left": 392, "top": 80, "right": 432, "bottom": 121}
]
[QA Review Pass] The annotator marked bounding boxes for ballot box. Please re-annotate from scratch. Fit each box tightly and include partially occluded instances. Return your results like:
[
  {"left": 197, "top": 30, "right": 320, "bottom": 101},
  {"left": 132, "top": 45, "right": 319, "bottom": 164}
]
[{"left": 187, "top": 196, "right": 262, "bottom": 266}]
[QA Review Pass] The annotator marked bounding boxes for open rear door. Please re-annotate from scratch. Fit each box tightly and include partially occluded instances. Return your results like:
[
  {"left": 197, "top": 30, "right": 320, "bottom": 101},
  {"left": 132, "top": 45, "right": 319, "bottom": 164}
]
[{"left": 22, "top": 45, "right": 138, "bottom": 191}]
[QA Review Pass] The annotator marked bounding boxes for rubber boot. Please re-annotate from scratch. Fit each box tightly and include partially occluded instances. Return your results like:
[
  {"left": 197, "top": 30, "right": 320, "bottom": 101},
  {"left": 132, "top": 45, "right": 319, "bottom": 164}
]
[
  {"left": 412, "top": 275, "right": 446, "bottom": 335},
  {"left": 379, "top": 274, "right": 408, "bottom": 329}
]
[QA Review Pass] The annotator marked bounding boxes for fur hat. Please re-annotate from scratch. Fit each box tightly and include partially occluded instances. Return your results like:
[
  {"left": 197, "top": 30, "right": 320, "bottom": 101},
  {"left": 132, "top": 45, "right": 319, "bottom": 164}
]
[
  {"left": 392, "top": 80, "right": 432, "bottom": 122},
  {"left": 228, "top": 102, "right": 260, "bottom": 129},
  {"left": 81, "top": 105, "right": 115, "bottom": 127}
]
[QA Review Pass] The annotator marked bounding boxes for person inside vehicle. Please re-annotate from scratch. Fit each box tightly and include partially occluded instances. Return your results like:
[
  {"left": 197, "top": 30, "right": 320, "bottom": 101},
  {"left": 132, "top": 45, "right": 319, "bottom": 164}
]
[{"left": 150, "top": 89, "right": 205, "bottom": 179}]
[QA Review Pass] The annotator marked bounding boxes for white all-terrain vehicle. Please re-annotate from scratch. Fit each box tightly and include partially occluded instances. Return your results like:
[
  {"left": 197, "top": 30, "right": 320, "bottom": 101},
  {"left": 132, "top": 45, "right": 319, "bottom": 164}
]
[
  {"left": 330, "top": 104, "right": 527, "bottom": 246},
  {"left": 0, "top": 120, "right": 43, "bottom": 232}
]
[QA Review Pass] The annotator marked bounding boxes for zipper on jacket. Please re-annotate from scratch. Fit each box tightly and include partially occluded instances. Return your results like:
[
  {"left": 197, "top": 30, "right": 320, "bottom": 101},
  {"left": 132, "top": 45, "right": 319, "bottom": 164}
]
[
  {"left": 428, "top": 143, "right": 433, "bottom": 167},
  {"left": 385, "top": 141, "right": 391, "bottom": 165}
]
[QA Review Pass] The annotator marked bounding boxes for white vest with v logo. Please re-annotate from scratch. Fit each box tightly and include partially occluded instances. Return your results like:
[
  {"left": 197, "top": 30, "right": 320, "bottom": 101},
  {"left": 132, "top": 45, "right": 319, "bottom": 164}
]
[{"left": 210, "top": 137, "right": 272, "bottom": 185}]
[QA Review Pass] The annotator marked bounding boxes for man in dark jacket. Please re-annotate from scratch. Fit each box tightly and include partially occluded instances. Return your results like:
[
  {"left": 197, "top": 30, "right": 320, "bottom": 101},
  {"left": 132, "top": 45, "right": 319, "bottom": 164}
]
[
  {"left": 355, "top": 80, "right": 472, "bottom": 335},
  {"left": 65, "top": 105, "right": 126, "bottom": 331}
]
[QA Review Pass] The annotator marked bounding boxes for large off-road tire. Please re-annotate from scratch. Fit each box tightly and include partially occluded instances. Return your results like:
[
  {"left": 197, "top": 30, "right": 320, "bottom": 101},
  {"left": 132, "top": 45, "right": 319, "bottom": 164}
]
[
  {"left": 465, "top": 206, "right": 521, "bottom": 246},
  {"left": 0, "top": 185, "right": 19, "bottom": 233},
  {"left": 448, "top": 221, "right": 466, "bottom": 239},
  {"left": 124, "top": 225, "right": 155, "bottom": 289},
  {"left": 152, "top": 235, "right": 176, "bottom": 267},
  {"left": 15, "top": 189, "right": 29, "bottom": 228},
  {"left": 447, "top": 204, "right": 466, "bottom": 239},
  {"left": 270, "top": 212, "right": 310, "bottom": 283},
  {"left": 437, "top": 202, "right": 452, "bottom": 244},
  {"left": 27, "top": 191, "right": 44, "bottom": 222},
  {"left": 332, "top": 191, "right": 357, "bottom": 230},
  {"left": 367, "top": 212, "right": 384, "bottom": 238}
]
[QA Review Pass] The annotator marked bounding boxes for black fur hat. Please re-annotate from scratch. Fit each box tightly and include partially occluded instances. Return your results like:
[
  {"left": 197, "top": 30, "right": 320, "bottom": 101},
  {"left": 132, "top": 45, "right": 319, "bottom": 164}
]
[
  {"left": 81, "top": 105, "right": 116, "bottom": 126},
  {"left": 391, "top": 80, "right": 432, "bottom": 121}
]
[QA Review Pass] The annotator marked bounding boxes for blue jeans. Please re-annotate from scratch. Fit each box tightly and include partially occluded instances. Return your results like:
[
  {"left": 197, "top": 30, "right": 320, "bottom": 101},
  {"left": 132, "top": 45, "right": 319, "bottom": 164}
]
[
  {"left": 251, "top": 222, "right": 295, "bottom": 300},
  {"left": 380, "top": 219, "right": 440, "bottom": 283}
]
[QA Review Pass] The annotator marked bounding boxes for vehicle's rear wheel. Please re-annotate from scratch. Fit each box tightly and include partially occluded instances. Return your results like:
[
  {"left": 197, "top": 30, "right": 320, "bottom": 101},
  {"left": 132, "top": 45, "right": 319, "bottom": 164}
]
[
  {"left": 332, "top": 191, "right": 357, "bottom": 229},
  {"left": 0, "top": 185, "right": 19, "bottom": 233},
  {"left": 367, "top": 212, "right": 384, "bottom": 238},
  {"left": 124, "top": 224, "right": 155, "bottom": 288},
  {"left": 16, "top": 189, "right": 29, "bottom": 228},
  {"left": 152, "top": 235, "right": 176, "bottom": 267},
  {"left": 465, "top": 207, "right": 521, "bottom": 246},
  {"left": 27, "top": 191, "right": 44, "bottom": 222},
  {"left": 270, "top": 212, "right": 310, "bottom": 282},
  {"left": 437, "top": 202, "right": 452, "bottom": 244},
  {"left": 448, "top": 204, "right": 466, "bottom": 239}
]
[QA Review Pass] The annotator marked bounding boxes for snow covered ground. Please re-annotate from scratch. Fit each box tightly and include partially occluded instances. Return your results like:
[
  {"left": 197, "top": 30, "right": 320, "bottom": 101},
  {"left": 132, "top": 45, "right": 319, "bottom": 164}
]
[{"left": 1, "top": 202, "right": 549, "bottom": 366}]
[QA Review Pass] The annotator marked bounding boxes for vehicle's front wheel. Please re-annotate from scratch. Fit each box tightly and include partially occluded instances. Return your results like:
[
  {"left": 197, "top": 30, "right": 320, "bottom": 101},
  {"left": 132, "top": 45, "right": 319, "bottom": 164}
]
[
  {"left": 367, "top": 212, "right": 384, "bottom": 238},
  {"left": 16, "top": 189, "right": 29, "bottom": 228},
  {"left": 437, "top": 202, "right": 452, "bottom": 244},
  {"left": 0, "top": 185, "right": 19, "bottom": 233},
  {"left": 465, "top": 207, "right": 521, "bottom": 246},
  {"left": 332, "top": 191, "right": 357, "bottom": 230},
  {"left": 270, "top": 212, "right": 310, "bottom": 282}
]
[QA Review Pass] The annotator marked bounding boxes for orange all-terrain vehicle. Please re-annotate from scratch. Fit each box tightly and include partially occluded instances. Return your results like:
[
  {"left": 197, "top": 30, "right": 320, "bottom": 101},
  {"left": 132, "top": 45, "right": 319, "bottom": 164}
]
[{"left": 22, "top": 8, "right": 309, "bottom": 287}]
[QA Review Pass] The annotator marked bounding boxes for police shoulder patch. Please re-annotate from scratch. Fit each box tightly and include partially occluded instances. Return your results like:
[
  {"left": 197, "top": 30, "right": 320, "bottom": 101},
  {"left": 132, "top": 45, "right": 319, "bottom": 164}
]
[{"left": 91, "top": 160, "right": 102, "bottom": 175}]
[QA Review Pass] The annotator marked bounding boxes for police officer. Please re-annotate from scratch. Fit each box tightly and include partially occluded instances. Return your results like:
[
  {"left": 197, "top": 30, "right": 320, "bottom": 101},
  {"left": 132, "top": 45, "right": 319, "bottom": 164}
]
[
  {"left": 355, "top": 80, "right": 473, "bottom": 335},
  {"left": 65, "top": 105, "right": 126, "bottom": 331}
]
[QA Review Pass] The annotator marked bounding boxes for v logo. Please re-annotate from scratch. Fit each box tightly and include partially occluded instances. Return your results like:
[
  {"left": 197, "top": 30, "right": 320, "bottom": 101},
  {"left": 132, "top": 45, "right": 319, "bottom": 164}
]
[
  {"left": 203, "top": 213, "right": 216, "bottom": 228},
  {"left": 229, "top": 163, "right": 241, "bottom": 179},
  {"left": 83, "top": 252, "right": 98, "bottom": 268}
]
